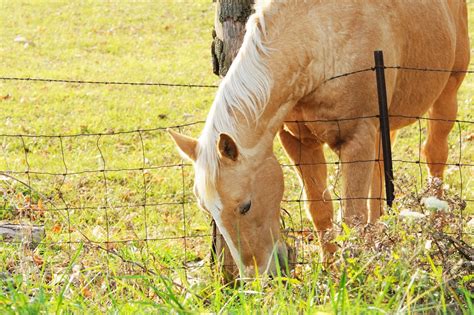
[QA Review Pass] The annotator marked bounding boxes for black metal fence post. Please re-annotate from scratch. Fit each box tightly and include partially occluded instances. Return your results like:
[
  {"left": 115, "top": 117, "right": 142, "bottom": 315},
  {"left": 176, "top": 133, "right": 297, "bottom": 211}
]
[{"left": 374, "top": 50, "right": 395, "bottom": 207}]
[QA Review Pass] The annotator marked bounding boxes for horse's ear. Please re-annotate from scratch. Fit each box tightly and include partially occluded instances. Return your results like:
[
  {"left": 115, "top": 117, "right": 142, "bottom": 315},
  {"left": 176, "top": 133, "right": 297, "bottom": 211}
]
[
  {"left": 217, "top": 133, "right": 238, "bottom": 161},
  {"left": 168, "top": 129, "right": 198, "bottom": 161}
]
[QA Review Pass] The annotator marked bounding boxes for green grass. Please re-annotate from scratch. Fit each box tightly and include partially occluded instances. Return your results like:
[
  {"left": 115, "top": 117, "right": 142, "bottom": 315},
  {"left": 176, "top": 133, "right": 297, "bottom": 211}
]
[{"left": 0, "top": 1, "right": 473, "bottom": 313}]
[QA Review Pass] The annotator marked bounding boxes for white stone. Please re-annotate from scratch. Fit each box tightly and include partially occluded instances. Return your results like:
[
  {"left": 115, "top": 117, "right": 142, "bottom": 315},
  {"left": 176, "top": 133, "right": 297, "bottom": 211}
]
[
  {"left": 421, "top": 196, "right": 449, "bottom": 211},
  {"left": 399, "top": 209, "right": 426, "bottom": 220}
]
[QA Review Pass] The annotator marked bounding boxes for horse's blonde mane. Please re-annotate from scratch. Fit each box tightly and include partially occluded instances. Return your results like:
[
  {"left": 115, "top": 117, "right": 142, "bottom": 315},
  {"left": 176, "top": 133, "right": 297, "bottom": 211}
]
[{"left": 195, "top": 4, "right": 273, "bottom": 200}]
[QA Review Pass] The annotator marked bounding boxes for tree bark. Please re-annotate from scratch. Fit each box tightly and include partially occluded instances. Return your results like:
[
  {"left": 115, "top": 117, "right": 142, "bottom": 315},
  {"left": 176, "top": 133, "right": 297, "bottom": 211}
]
[{"left": 211, "top": 0, "right": 254, "bottom": 77}]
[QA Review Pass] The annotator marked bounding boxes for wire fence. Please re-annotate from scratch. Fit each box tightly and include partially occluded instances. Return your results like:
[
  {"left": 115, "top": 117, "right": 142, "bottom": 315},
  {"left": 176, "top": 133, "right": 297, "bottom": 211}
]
[{"left": 0, "top": 62, "right": 473, "bottom": 281}]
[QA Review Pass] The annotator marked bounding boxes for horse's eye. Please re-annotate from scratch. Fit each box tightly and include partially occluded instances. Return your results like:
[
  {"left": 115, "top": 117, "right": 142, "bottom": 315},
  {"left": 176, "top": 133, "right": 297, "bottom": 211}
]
[{"left": 238, "top": 201, "right": 251, "bottom": 215}]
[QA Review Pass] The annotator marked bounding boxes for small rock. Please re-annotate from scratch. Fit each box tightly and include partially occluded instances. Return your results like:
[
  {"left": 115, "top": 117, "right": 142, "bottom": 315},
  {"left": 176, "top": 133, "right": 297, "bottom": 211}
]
[
  {"left": 421, "top": 196, "right": 449, "bottom": 211},
  {"left": 467, "top": 218, "right": 474, "bottom": 228},
  {"left": 399, "top": 209, "right": 426, "bottom": 220},
  {"left": 14, "top": 35, "right": 27, "bottom": 43},
  {"left": 0, "top": 175, "right": 11, "bottom": 181},
  {"left": 14, "top": 35, "right": 35, "bottom": 48},
  {"left": 425, "top": 239, "right": 432, "bottom": 250},
  {"left": 92, "top": 226, "right": 105, "bottom": 239}
]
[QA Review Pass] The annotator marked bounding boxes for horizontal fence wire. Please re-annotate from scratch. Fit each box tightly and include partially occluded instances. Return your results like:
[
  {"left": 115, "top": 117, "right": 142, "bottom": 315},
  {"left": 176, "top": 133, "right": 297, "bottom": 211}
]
[
  {"left": 0, "top": 77, "right": 219, "bottom": 88},
  {"left": 0, "top": 65, "right": 472, "bottom": 278},
  {"left": 1, "top": 65, "right": 473, "bottom": 87}
]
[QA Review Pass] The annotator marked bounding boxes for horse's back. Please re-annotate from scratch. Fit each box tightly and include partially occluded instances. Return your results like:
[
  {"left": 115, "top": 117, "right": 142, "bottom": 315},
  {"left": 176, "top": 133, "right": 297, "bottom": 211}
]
[
  {"left": 295, "top": 0, "right": 469, "bottom": 128},
  {"left": 384, "top": 0, "right": 469, "bottom": 127}
]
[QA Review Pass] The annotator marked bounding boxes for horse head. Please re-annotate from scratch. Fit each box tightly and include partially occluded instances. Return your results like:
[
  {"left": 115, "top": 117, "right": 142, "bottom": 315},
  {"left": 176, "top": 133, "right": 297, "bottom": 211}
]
[{"left": 169, "top": 129, "right": 288, "bottom": 278}]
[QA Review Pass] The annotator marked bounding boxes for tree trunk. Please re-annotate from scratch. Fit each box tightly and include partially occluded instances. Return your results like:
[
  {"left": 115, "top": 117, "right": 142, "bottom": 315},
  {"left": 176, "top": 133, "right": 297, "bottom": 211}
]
[
  {"left": 211, "top": 0, "right": 254, "bottom": 77},
  {"left": 210, "top": 0, "right": 254, "bottom": 282}
]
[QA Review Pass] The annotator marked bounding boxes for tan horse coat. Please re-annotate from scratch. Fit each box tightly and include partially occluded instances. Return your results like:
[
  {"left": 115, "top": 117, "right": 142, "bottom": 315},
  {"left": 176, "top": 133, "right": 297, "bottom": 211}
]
[{"left": 171, "top": 0, "right": 470, "bottom": 277}]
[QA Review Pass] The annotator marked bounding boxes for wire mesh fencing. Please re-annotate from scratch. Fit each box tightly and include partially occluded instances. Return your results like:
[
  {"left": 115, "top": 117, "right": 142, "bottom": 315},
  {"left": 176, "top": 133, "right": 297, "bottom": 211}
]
[{"left": 0, "top": 62, "right": 472, "bottom": 283}]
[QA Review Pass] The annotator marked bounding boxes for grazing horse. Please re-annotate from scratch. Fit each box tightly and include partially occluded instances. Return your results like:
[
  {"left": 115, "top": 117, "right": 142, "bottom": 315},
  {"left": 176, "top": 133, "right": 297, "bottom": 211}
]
[{"left": 170, "top": 0, "right": 469, "bottom": 278}]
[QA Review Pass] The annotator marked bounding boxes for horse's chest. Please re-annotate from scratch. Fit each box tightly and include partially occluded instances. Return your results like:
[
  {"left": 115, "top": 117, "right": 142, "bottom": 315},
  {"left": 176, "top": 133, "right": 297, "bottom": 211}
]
[{"left": 284, "top": 103, "right": 360, "bottom": 149}]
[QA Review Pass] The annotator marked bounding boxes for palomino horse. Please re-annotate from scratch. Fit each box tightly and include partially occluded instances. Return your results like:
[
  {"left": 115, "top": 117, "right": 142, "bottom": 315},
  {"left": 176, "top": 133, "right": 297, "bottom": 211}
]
[{"left": 170, "top": 0, "right": 469, "bottom": 278}]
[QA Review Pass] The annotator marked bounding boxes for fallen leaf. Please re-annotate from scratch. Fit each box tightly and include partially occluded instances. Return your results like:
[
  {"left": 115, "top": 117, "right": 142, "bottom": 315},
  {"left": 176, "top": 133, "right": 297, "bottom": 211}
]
[
  {"left": 106, "top": 242, "right": 117, "bottom": 251},
  {"left": 37, "top": 199, "right": 44, "bottom": 210},
  {"left": 33, "top": 254, "right": 44, "bottom": 267},
  {"left": 52, "top": 223, "right": 62, "bottom": 234},
  {"left": 81, "top": 287, "right": 93, "bottom": 298}
]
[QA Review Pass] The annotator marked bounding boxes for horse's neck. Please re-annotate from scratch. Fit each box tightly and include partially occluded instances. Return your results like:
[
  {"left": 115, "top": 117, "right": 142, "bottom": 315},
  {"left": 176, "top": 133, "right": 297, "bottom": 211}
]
[
  {"left": 228, "top": 56, "right": 317, "bottom": 151},
  {"left": 211, "top": 4, "right": 324, "bottom": 151}
]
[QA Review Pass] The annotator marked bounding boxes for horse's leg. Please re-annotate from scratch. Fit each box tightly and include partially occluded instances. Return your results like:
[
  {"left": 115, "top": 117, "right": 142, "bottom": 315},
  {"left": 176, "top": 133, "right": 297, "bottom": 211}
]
[
  {"left": 422, "top": 75, "right": 462, "bottom": 196},
  {"left": 278, "top": 128, "right": 336, "bottom": 261},
  {"left": 339, "top": 124, "right": 377, "bottom": 227},
  {"left": 369, "top": 131, "right": 397, "bottom": 223}
]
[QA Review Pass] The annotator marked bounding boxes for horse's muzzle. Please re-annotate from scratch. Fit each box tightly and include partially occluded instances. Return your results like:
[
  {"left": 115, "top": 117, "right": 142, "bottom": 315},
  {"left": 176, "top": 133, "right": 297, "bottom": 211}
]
[{"left": 240, "top": 241, "right": 296, "bottom": 279}]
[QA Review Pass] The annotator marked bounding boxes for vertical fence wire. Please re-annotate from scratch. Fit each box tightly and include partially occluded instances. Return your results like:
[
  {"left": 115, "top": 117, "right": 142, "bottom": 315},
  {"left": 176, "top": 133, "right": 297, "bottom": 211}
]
[
  {"left": 416, "top": 118, "right": 424, "bottom": 210},
  {"left": 58, "top": 135, "right": 72, "bottom": 253},
  {"left": 178, "top": 126, "right": 189, "bottom": 279},
  {"left": 295, "top": 121, "right": 307, "bottom": 269},
  {"left": 96, "top": 135, "right": 111, "bottom": 275},
  {"left": 456, "top": 121, "right": 464, "bottom": 237},
  {"left": 138, "top": 130, "right": 151, "bottom": 272}
]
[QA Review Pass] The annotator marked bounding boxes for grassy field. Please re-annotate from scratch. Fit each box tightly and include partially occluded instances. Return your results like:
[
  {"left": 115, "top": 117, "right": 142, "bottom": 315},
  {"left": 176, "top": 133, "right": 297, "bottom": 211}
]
[{"left": 0, "top": 1, "right": 473, "bottom": 313}]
